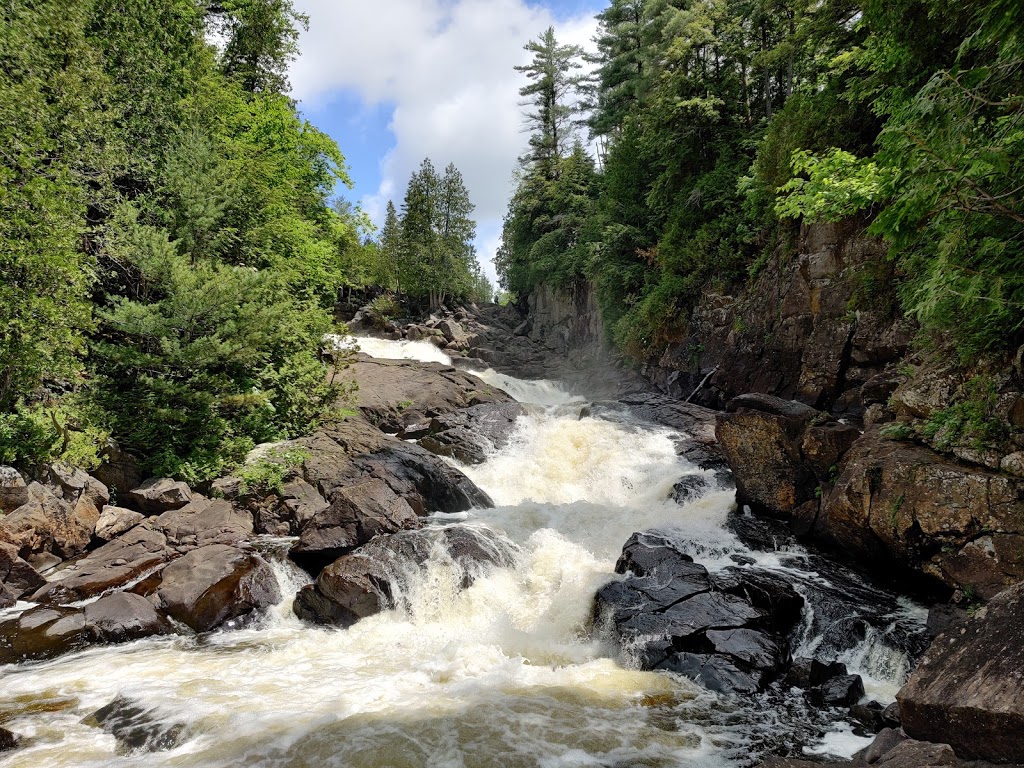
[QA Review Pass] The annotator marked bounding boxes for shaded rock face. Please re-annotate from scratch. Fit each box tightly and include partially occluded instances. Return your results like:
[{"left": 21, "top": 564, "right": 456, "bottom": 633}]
[
  {"left": 293, "top": 525, "right": 518, "bottom": 627},
  {"left": 642, "top": 221, "right": 912, "bottom": 414},
  {"left": 716, "top": 394, "right": 858, "bottom": 524},
  {"left": 820, "top": 431, "right": 1024, "bottom": 598},
  {"left": 594, "top": 531, "right": 803, "bottom": 694},
  {"left": 155, "top": 544, "right": 281, "bottom": 633},
  {"left": 291, "top": 478, "right": 420, "bottom": 568},
  {"left": 898, "top": 580, "right": 1024, "bottom": 764},
  {"left": 0, "top": 592, "right": 172, "bottom": 664}
]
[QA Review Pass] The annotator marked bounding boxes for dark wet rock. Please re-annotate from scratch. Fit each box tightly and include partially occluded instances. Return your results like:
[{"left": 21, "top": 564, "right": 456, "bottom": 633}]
[
  {"left": 0, "top": 541, "right": 45, "bottom": 606},
  {"left": 656, "top": 652, "right": 765, "bottom": 695},
  {"left": 925, "top": 603, "right": 968, "bottom": 640},
  {"left": 83, "top": 592, "right": 173, "bottom": 643},
  {"left": 155, "top": 544, "right": 280, "bottom": 632},
  {"left": 0, "top": 466, "right": 28, "bottom": 513},
  {"left": 850, "top": 701, "right": 885, "bottom": 733},
  {"left": 0, "top": 727, "right": 19, "bottom": 751},
  {"left": 414, "top": 402, "right": 525, "bottom": 465},
  {"left": 153, "top": 498, "right": 253, "bottom": 549},
  {"left": 882, "top": 701, "right": 901, "bottom": 728},
  {"left": 785, "top": 657, "right": 850, "bottom": 690},
  {"left": 727, "top": 510, "right": 799, "bottom": 552},
  {"left": 85, "top": 695, "right": 189, "bottom": 753},
  {"left": 94, "top": 505, "right": 145, "bottom": 542},
  {"left": 126, "top": 478, "right": 193, "bottom": 515},
  {"left": 0, "top": 592, "right": 171, "bottom": 664},
  {"left": 711, "top": 567, "right": 804, "bottom": 633},
  {"left": 809, "top": 673, "right": 865, "bottom": 708},
  {"left": 670, "top": 475, "right": 713, "bottom": 504},
  {"left": 291, "top": 478, "right": 419, "bottom": 569},
  {"left": 31, "top": 525, "right": 171, "bottom": 604},
  {"left": 596, "top": 530, "right": 804, "bottom": 694},
  {"left": 294, "top": 525, "right": 517, "bottom": 627},
  {"left": 898, "top": 580, "right": 1024, "bottom": 763}
]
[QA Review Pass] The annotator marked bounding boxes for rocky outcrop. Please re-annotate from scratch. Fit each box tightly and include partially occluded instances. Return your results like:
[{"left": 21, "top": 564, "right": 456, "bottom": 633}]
[
  {"left": 85, "top": 695, "right": 189, "bottom": 753},
  {"left": 0, "top": 592, "right": 172, "bottom": 663},
  {"left": 0, "top": 479, "right": 102, "bottom": 562},
  {"left": 414, "top": 402, "right": 526, "bottom": 464},
  {"left": 716, "top": 394, "right": 859, "bottom": 526},
  {"left": 31, "top": 524, "right": 172, "bottom": 604},
  {"left": 595, "top": 530, "right": 803, "bottom": 694},
  {"left": 291, "top": 478, "right": 420, "bottom": 567},
  {"left": 125, "top": 477, "right": 193, "bottom": 515},
  {"left": 641, "top": 221, "right": 913, "bottom": 414},
  {"left": 0, "top": 466, "right": 28, "bottom": 512},
  {"left": 897, "top": 580, "right": 1024, "bottom": 763},
  {"left": 718, "top": 392, "right": 1024, "bottom": 598},
  {"left": 154, "top": 544, "right": 280, "bottom": 632},
  {"left": 94, "top": 505, "right": 145, "bottom": 542},
  {"left": 294, "top": 525, "right": 518, "bottom": 626}
]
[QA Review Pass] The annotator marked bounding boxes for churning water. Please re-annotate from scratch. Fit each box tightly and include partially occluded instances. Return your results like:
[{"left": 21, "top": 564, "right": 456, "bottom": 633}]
[{"left": 0, "top": 338, "right": 924, "bottom": 767}]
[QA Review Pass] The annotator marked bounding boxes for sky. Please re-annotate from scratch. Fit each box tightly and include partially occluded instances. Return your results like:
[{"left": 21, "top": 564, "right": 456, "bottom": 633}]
[{"left": 289, "top": 0, "right": 606, "bottom": 284}]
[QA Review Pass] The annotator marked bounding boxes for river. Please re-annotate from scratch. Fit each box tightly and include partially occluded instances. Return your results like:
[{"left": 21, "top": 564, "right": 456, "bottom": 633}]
[{"left": 0, "top": 337, "right": 926, "bottom": 767}]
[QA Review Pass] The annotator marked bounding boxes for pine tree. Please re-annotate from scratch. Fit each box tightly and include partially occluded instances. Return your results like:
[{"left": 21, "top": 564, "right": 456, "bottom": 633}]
[
  {"left": 379, "top": 200, "right": 403, "bottom": 294},
  {"left": 514, "top": 27, "right": 585, "bottom": 174}
]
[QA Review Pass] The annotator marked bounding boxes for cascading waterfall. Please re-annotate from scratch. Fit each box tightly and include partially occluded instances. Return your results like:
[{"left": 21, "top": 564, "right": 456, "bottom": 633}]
[{"left": 0, "top": 337, "right": 925, "bottom": 768}]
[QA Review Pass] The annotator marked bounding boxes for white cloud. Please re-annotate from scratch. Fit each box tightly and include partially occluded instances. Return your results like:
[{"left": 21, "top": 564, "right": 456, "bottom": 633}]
[{"left": 291, "top": 0, "right": 598, "bottom": 283}]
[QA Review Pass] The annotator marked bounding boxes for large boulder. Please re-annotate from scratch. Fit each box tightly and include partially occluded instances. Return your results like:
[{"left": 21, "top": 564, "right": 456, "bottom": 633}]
[
  {"left": 153, "top": 497, "right": 254, "bottom": 549},
  {"left": 897, "top": 581, "right": 1024, "bottom": 763},
  {"left": 0, "top": 542, "right": 44, "bottom": 608},
  {"left": 594, "top": 530, "right": 803, "bottom": 694},
  {"left": 819, "top": 431, "right": 1024, "bottom": 598},
  {"left": 0, "top": 481, "right": 95, "bottom": 561},
  {"left": 253, "top": 478, "right": 329, "bottom": 536},
  {"left": 94, "top": 505, "right": 145, "bottom": 542},
  {"left": 294, "top": 525, "right": 517, "bottom": 626},
  {"left": 126, "top": 478, "right": 193, "bottom": 515},
  {"left": 0, "top": 592, "right": 172, "bottom": 664},
  {"left": 44, "top": 463, "right": 109, "bottom": 530},
  {"left": 30, "top": 525, "right": 172, "bottom": 604},
  {"left": 85, "top": 695, "right": 189, "bottom": 753},
  {"left": 0, "top": 466, "right": 28, "bottom": 513},
  {"left": 716, "top": 394, "right": 857, "bottom": 519},
  {"left": 154, "top": 544, "right": 280, "bottom": 632},
  {"left": 291, "top": 478, "right": 419, "bottom": 568}
]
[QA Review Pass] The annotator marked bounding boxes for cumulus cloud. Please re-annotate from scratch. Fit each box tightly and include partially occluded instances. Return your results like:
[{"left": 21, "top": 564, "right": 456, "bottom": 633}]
[{"left": 291, "top": 0, "right": 598, "bottom": 282}]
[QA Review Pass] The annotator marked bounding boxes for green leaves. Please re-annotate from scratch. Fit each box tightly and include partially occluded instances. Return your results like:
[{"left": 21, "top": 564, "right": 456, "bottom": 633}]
[{"left": 775, "top": 148, "right": 889, "bottom": 222}]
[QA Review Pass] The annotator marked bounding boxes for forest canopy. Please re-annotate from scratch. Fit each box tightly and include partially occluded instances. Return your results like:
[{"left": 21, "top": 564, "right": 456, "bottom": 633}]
[{"left": 498, "top": 1, "right": 1024, "bottom": 361}]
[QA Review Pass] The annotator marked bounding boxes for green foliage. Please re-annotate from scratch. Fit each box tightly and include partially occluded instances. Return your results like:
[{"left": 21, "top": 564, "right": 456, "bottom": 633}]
[
  {"left": 238, "top": 446, "right": 310, "bottom": 496},
  {"left": 366, "top": 294, "right": 403, "bottom": 328},
  {"left": 775, "top": 149, "right": 889, "bottom": 222},
  {"left": 922, "top": 375, "right": 1006, "bottom": 451},
  {"left": 0, "top": 0, "right": 359, "bottom": 482},
  {"left": 0, "top": 400, "right": 108, "bottom": 471}
]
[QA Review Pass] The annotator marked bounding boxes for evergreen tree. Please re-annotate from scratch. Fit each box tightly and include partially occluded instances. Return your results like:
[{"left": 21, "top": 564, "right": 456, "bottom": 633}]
[{"left": 514, "top": 27, "right": 586, "bottom": 174}]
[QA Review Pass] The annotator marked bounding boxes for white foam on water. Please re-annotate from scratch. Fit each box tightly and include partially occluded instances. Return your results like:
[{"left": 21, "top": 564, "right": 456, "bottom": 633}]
[{"left": 328, "top": 334, "right": 454, "bottom": 365}]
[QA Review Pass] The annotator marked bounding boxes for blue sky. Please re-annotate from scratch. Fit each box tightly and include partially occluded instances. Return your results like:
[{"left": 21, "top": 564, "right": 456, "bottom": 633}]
[{"left": 290, "top": 0, "right": 606, "bottom": 283}]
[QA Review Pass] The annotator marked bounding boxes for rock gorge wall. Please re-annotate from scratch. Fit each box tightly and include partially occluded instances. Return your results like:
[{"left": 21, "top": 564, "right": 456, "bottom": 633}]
[{"left": 525, "top": 220, "right": 910, "bottom": 415}]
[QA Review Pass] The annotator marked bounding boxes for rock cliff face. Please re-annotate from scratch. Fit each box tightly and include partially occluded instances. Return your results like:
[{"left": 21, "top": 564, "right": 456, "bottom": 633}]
[{"left": 522, "top": 221, "right": 911, "bottom": 415}]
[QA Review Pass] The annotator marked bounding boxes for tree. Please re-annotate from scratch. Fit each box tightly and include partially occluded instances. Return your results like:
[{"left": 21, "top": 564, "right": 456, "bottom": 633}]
[
  {"left": 515, "top": 27, "right": 586, "bottom": 173},
  {"left": 210, "top": 0, "right": 308, "bottom": 95},
  {"left": 378, "top": 200, "right": 403, "bottom": 293}
]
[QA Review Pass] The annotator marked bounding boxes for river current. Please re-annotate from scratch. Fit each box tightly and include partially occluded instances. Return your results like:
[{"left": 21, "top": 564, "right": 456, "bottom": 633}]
[{"left": 0, "top": 337, "right": 925, "bottom": 767}]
